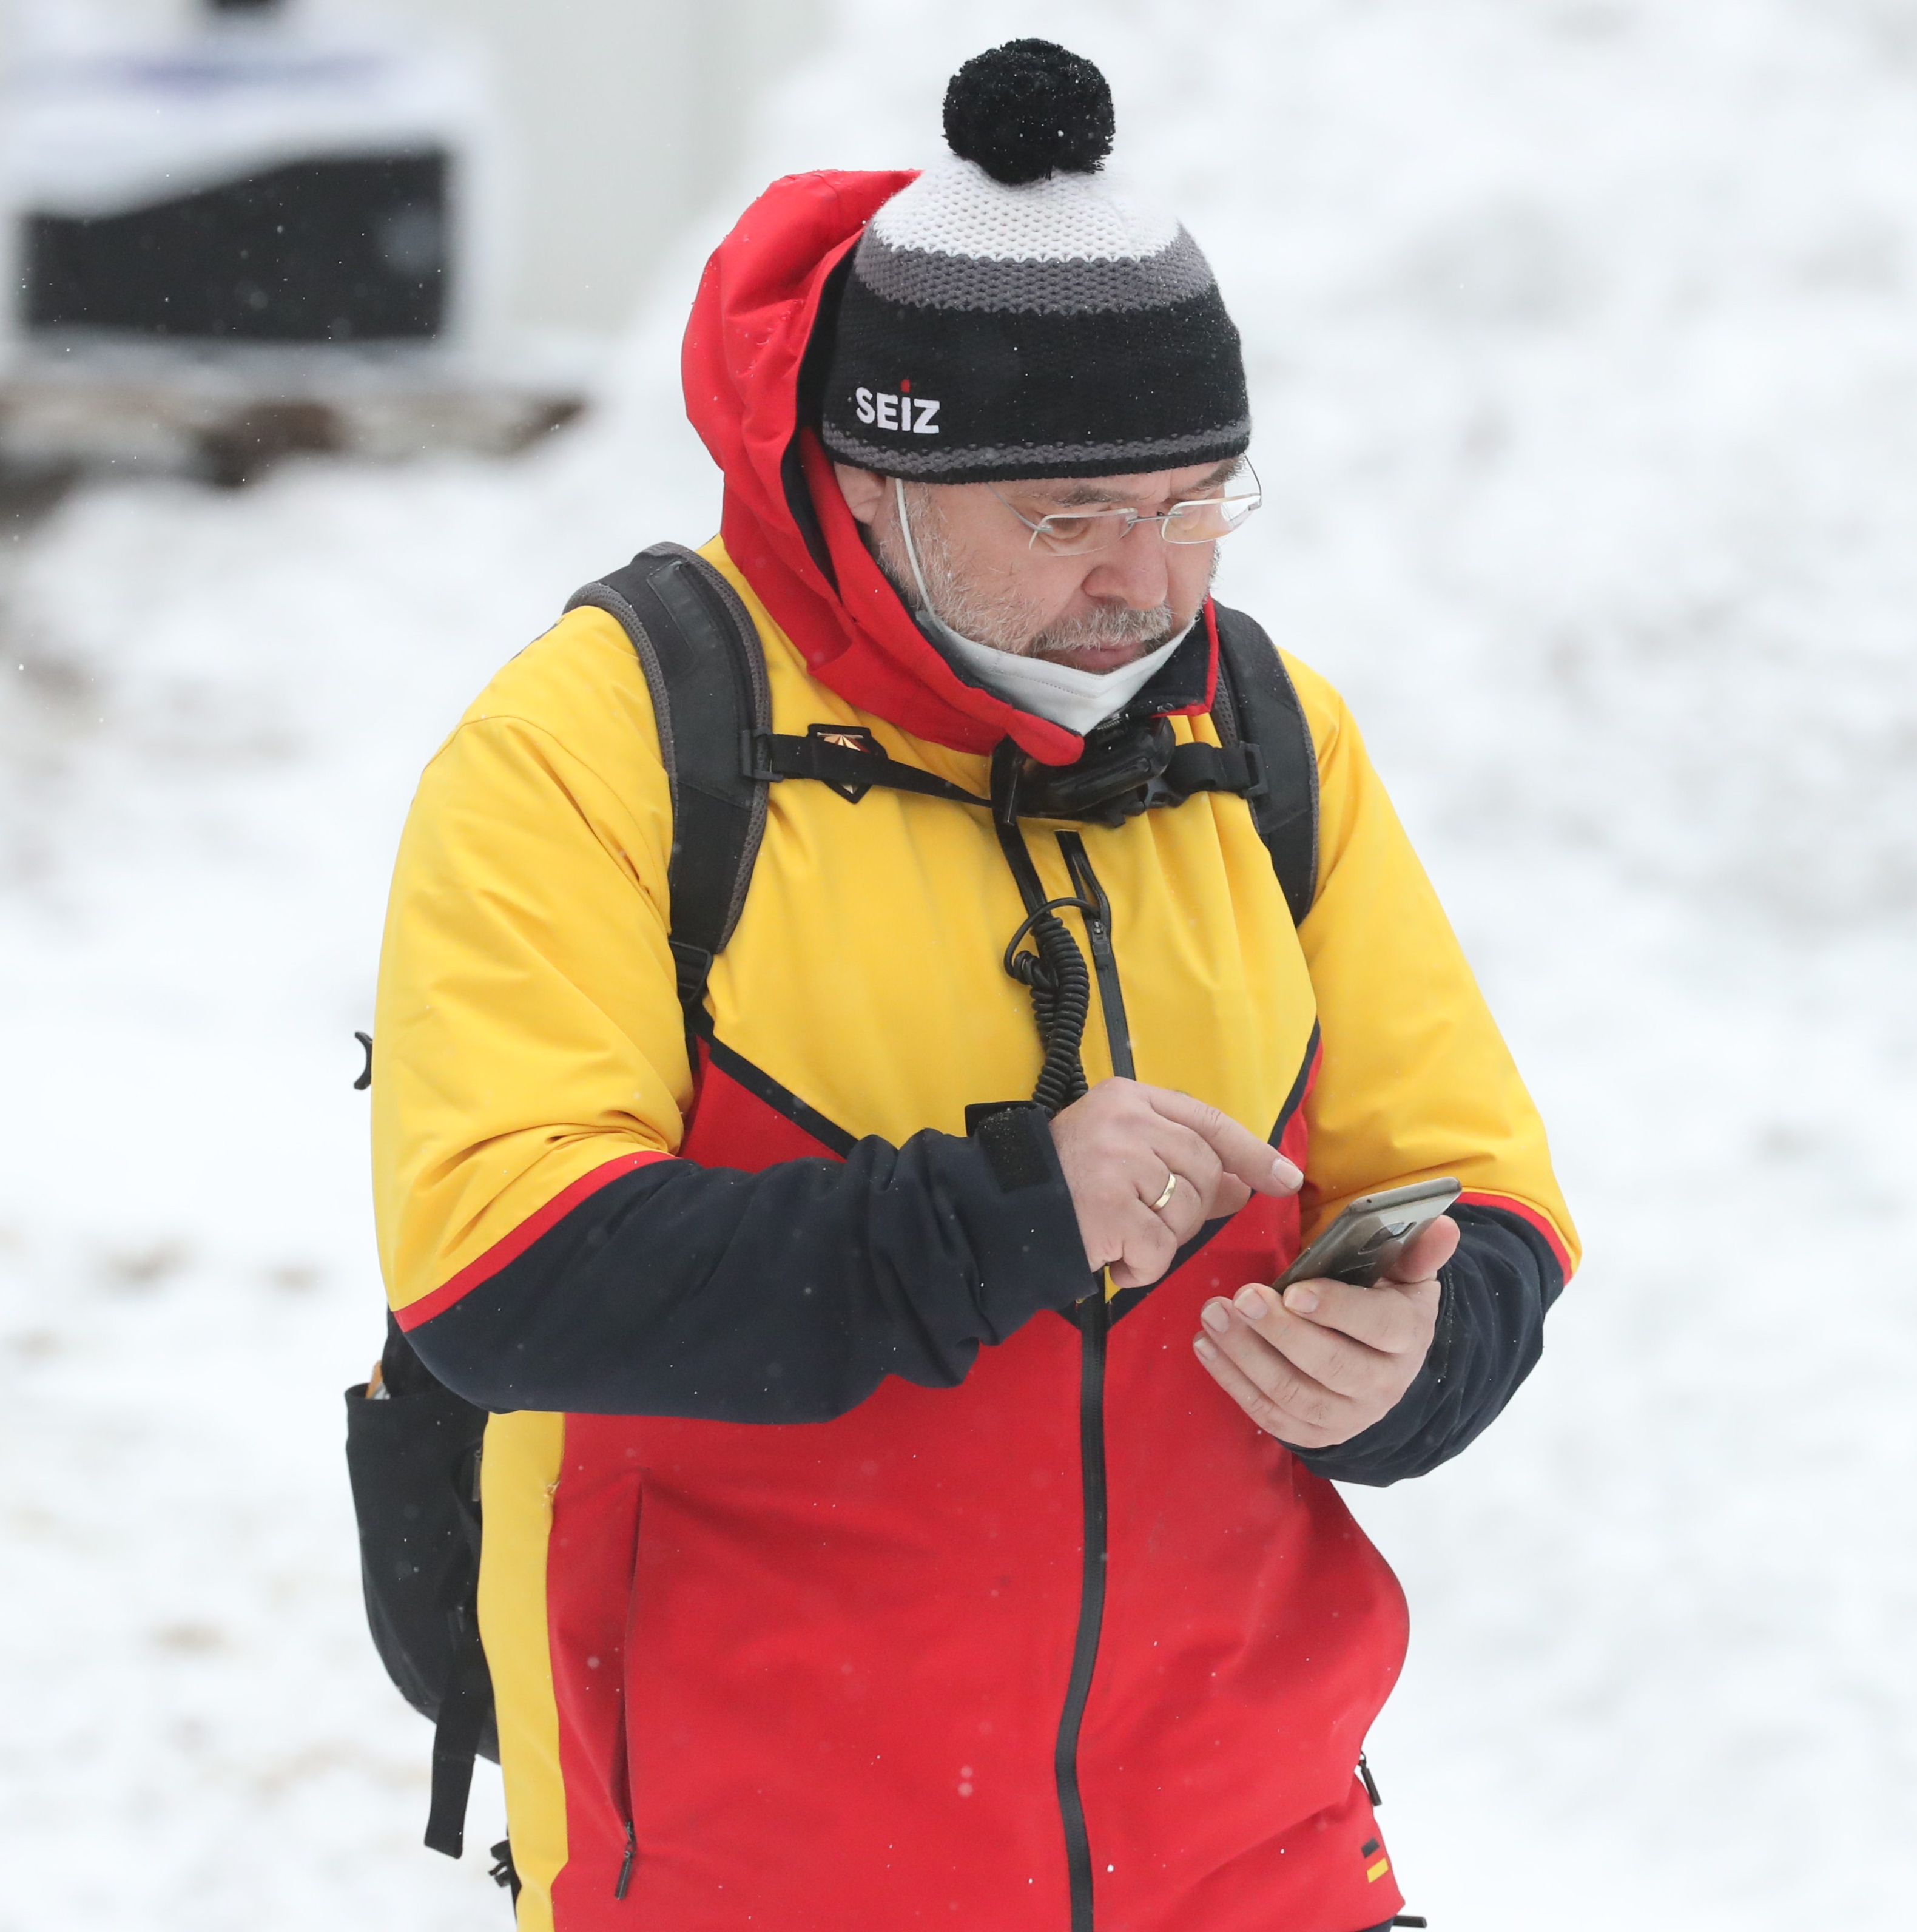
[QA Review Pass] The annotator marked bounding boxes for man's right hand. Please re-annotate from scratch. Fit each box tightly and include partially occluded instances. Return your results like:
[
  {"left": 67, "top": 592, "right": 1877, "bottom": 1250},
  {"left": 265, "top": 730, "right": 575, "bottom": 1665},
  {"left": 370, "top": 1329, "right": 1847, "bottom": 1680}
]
[{"left": 1049, "top": 1078, "right": 1303, "bottom": 1291}]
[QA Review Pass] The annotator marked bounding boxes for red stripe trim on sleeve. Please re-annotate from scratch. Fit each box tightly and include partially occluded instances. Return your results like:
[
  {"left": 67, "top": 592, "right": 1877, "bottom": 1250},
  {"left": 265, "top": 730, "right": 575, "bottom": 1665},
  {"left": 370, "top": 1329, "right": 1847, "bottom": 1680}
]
[
  {"left": 1458, "top": 1190, "right": 1575, "bottom": 1280},
  {"left": 394, "top": 1151, "right": 672, "bottom": 1331}
]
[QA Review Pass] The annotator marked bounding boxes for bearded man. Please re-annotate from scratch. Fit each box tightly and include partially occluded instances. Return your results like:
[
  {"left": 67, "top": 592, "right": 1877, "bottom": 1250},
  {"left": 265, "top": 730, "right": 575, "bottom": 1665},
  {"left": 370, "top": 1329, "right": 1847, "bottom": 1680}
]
[{"left": 371, "top": 39, "right": 1576, "bottom": 1932}]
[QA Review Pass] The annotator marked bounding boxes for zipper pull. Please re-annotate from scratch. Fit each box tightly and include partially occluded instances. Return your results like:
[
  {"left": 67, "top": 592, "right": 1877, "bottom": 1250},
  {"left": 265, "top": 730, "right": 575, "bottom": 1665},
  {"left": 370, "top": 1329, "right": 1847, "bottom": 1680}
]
[
  {"left": 1358, "top": 1750, "right": 1383, "bottom": 1806},
  {"left": 614, "top": 1822, "right": 636, "bottom": 1900}
]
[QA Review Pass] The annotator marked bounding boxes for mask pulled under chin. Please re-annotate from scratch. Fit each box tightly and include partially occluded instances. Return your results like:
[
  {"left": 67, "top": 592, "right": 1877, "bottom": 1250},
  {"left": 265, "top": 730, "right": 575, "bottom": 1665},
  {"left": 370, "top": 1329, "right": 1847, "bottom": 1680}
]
[
  {"left": 926, "top": 616, "right": 1191, "bottom": 736},
  {"left": 892, "top": 475, "right": 1191, "bottom": 737}
]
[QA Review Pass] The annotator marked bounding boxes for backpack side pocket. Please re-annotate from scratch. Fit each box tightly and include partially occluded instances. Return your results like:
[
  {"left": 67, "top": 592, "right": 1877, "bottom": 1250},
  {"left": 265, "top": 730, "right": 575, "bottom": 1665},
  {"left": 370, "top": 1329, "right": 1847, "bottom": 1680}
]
[{"left": 344, "top": 1318, "right": 498, "bottom": 1853}]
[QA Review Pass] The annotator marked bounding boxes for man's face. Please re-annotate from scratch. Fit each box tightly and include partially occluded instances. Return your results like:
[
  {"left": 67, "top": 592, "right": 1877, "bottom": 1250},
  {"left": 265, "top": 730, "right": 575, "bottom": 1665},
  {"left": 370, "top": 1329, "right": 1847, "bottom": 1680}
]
[{"left": 836, "top": 459, "right": 1232, "bottom": 674}]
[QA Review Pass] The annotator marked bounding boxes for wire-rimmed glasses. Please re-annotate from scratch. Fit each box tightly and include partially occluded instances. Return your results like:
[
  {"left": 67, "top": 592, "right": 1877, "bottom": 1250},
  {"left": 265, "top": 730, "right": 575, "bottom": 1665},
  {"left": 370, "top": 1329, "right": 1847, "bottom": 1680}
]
[{"left": 989, "top": 461, "right": 1262, "bottom": 555}]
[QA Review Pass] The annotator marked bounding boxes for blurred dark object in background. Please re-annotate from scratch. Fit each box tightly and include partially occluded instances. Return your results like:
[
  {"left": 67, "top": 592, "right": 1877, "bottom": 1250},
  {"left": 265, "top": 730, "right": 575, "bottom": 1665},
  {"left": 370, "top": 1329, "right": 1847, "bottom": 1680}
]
[
  {"left": 0, "top": 0, "right": 585, "bottom": 501},
  {"left": 25, "top": 150, "right": 450, "bottom": 343}
]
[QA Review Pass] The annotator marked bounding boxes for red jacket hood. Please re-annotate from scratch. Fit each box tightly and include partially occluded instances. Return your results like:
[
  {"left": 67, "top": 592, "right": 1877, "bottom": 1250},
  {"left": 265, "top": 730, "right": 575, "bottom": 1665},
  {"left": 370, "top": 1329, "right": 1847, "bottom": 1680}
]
[{"left": 682, "top": 169, "right": 1211, "bottom": 764}]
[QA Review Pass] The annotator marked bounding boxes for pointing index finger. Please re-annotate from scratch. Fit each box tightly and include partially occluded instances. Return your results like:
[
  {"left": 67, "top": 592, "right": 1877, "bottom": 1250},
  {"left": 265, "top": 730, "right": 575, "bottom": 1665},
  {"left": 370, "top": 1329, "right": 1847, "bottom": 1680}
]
[{"left": 1141, "top": 1085, "right": 1302, "bottom": 1197}]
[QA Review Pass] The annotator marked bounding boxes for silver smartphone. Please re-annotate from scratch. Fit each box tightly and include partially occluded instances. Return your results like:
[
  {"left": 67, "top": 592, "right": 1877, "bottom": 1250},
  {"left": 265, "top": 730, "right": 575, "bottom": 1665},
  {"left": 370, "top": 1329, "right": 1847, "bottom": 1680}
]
[{"left": 1274, "top": 1177, "right": 1462, "bottom": 1291}]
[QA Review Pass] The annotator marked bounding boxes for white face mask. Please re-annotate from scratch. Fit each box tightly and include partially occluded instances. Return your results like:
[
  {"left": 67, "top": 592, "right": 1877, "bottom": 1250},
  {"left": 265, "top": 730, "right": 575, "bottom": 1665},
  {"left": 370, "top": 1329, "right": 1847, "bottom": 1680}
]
[{"left": 894, "top": 479, "right": 1193, "bottom": 737}]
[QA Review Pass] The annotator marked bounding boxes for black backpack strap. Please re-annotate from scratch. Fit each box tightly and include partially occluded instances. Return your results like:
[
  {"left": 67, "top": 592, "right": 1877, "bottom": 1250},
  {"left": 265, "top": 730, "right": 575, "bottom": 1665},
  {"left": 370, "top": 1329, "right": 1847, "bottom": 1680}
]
[
  {"left": 747, "top": 724, "right": 988, "bottom": 807},
  {"left": 358, "top": 550, "right": 773, "bottom": 1866},
  {"left": 424, "top": 1599, "right": 493, "bottom": 1856},
  {"left": 562, "top": 559, "right": 1318, "bottom": 954},
  {"left": 565, "top": 545, "right": 772, "bottom": 1008},
  {"left": 1210, "top": 602, "right": 1320, "bottom": 925}
]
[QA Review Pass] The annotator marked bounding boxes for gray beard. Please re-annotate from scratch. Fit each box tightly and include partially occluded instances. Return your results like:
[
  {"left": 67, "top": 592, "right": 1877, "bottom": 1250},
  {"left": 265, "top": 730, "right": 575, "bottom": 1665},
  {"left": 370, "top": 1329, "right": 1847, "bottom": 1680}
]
[{"left": 869, "top": 485, "right": 1188, "bottom": 663}]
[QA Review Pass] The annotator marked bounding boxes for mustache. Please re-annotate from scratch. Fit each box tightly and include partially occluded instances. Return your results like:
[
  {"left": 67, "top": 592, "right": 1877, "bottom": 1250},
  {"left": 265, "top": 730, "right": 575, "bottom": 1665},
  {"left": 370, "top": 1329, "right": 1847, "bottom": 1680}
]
[{"left": 1023, "top": 602, "right": 1181, "bottom": 662}]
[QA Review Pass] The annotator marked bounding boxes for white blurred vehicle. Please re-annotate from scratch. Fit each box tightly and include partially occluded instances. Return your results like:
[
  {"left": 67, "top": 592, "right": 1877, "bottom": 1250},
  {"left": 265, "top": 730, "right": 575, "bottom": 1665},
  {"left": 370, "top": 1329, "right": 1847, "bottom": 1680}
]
[{"left": 0, "top": 0, "right": 584, "bottom": 486}]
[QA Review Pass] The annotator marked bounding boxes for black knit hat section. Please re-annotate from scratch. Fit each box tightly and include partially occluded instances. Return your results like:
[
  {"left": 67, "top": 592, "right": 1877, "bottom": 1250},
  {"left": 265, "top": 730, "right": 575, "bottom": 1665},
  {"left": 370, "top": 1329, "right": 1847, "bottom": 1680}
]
[
  {"left": 824, "top": 282, "right": 1247, "bottom": 482},
  {"left": 817, "top": 41, "right": 1249, "bottom": 484}
]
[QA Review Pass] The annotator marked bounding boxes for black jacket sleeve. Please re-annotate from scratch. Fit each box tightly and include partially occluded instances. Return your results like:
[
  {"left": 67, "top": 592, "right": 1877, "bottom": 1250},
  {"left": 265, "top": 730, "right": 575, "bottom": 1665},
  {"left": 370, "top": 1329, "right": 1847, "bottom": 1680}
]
[
  {"left": 1292, "top": 1203, "right": 1566, "bottom": 1487},
  {"left": 406, "top": 1103, "right": 1093, "bottom": 1422}
]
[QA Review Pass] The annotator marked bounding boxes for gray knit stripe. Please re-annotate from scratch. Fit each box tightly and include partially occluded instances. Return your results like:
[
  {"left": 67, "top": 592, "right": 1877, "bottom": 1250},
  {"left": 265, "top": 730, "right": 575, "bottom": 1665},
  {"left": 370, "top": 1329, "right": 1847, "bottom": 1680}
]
[
  {"left": 820, "top": 419, "right": 1252, "bottom": 477},
  {"left": 852, "top": 226, "right": 1216, "bottom": 316}
]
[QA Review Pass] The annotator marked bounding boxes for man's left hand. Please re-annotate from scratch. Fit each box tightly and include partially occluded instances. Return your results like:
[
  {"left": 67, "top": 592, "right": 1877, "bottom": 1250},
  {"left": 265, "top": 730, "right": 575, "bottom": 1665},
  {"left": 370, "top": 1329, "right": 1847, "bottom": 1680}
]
[{"left": 1191, "top": 1215, "right": 1460, "bottom": 1448}]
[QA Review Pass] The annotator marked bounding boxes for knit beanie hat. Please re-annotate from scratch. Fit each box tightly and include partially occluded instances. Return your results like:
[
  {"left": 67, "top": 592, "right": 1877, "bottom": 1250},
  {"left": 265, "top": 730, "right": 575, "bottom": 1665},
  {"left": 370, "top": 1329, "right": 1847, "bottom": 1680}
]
[{"left": 817, "top": 41, "right": 1249, "bottom": 484}]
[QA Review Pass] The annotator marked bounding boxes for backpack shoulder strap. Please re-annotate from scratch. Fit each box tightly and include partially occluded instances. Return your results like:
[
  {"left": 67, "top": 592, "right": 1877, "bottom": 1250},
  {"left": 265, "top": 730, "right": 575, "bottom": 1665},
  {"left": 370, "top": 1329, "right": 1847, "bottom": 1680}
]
[
  {"left": 1208, "top": 601, "right": 1320, "bottom": 926},
  {"left": 354, "top": 547, "right": 772, "bottom": 1868},
  {"left": 565, "top": 544, "right": 771, "bottom": 1009}
]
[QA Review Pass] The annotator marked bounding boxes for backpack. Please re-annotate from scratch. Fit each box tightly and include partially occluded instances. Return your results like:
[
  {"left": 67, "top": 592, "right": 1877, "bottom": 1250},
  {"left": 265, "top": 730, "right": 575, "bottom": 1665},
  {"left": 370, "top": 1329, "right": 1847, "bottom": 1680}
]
[{"left": 343, "top": 543, "right": 1321, "bottom": 1871}]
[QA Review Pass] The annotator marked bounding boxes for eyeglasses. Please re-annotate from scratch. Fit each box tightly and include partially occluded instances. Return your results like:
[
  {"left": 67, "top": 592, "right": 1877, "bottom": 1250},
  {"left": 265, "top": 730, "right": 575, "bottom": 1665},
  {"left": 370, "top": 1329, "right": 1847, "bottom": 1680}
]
[{"left": 989, "top": 462, "right": 1262, "bottom": 555}]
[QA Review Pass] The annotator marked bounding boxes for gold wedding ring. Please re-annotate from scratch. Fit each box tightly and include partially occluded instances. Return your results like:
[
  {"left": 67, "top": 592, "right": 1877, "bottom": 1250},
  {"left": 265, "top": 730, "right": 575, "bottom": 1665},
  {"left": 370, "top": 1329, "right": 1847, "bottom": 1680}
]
[{"left": 1150, "top": 1172, "right": 1179, "bottom": 1214}]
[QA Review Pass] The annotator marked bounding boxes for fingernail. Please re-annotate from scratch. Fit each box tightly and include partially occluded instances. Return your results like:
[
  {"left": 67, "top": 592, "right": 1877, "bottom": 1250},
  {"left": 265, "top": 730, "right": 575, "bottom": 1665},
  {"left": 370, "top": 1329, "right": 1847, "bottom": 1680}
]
[
  {"left": 1234, "top": 1285, "right": 1271, "bottom": 1319},
  {"left": 1201, "top": 1300, "right": 1232, "bottom": 1336},
  {"left": 1284, "top": 1283, "right": 1319, "bottom": 1315},
  {"left": 1193, "top": 1334, "right": 1218, "bottom": 1360},
  {"left": 1273, "top": 1155, "right": 1303, "bottom": 1189}
]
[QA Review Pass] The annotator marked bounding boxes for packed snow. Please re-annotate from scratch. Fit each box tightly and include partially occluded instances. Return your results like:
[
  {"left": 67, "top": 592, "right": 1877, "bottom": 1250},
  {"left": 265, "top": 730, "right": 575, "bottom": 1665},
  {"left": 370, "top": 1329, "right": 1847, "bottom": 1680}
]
[{"left": 4, "top": 2, "right": 1915, "bottom": 1927}]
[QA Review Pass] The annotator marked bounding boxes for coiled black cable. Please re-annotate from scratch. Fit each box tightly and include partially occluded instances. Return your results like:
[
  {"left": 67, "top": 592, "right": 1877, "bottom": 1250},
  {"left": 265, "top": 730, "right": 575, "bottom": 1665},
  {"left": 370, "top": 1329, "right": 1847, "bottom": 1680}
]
[
  {"left": 1002, "top": 897, "right": 1094, "bottom": 1116},
  {"left": 990, "top": 740, "right": 1097, "bottom": 1117}
]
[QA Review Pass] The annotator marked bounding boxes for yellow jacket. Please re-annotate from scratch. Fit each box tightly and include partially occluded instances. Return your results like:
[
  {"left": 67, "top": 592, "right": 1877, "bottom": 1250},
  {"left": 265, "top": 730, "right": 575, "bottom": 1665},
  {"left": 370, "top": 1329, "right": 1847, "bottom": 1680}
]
[{"left": 371, "top": 534, "right": 1575, "bottom": 1932}]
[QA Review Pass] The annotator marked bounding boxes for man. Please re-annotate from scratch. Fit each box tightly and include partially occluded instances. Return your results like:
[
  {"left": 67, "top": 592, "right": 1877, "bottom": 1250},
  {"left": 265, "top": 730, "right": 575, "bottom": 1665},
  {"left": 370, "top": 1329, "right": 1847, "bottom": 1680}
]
[{"left": 372, "top": 39, "right": 1575, "bottom": 1932}]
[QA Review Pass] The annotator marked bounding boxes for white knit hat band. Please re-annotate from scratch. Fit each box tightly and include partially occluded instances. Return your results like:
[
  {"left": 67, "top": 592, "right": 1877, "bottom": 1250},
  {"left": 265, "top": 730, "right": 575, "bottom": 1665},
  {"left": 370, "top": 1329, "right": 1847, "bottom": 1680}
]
[{"left": 868, "top": 155, "right": 1181, "bottom": 262}]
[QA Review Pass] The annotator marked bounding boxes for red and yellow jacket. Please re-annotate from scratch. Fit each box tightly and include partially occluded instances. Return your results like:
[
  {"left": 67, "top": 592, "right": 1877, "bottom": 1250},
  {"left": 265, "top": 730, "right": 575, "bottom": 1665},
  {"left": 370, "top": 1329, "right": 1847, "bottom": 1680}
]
[{"left": 372, "top": 171, "right": 1577, "bottom": 1932}]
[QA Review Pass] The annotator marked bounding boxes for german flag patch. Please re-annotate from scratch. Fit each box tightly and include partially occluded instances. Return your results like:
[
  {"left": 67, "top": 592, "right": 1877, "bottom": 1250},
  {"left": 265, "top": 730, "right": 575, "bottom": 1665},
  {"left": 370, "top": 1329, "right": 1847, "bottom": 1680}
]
[{"left": 1360, "top": 1836, "right": 1391, "bottom": 1883}]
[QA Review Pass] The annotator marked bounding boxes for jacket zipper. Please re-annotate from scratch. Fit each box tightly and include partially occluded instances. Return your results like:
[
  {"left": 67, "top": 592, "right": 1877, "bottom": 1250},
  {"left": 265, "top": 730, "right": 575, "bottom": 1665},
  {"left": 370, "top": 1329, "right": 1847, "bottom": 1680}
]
[
  {"left": 988, "top": 797, "right": 1131, "bottom": 1932},
  {"left": 1051, "top": 832, "right": 1130, "bottom": 1932},
  {"left": 610, "top": 1663, "right": 638, "bottom": 1899},
  {"left": 611, "top": 1499, "right": 642, "bottom": 1900},
  {"left": 1056, "top": 1288, "right": 1108, "bottom": 1932}
]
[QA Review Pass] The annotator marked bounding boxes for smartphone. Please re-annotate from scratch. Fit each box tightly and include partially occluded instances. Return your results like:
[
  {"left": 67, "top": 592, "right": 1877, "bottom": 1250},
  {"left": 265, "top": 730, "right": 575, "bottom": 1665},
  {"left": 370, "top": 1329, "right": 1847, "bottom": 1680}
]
[{"left": 1274, "top": 1177, "right": 1461, "bottom": 1291}]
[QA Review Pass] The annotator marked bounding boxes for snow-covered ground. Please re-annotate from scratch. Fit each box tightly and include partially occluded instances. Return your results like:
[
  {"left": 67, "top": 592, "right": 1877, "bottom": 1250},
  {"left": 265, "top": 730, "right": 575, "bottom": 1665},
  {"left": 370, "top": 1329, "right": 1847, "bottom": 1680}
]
[{"left": 4, "top": 2, "right": 1916, "bottom": 1927}]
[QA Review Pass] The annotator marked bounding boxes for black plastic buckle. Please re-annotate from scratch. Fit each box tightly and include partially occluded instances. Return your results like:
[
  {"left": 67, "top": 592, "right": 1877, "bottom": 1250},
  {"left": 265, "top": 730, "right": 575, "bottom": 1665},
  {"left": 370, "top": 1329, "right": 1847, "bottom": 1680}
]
[
  {"left": 489, "top": 1840, "right": 521, "bottom": 1900},
  {"left": 740, "top": 731, "right": 778, "bottom": 782},
  {"left": 1239, "top": 739, "right": 1269, "bottom": 802},
  {"left": 669, "top": 939, "right": 716, "bottom": 1004}
]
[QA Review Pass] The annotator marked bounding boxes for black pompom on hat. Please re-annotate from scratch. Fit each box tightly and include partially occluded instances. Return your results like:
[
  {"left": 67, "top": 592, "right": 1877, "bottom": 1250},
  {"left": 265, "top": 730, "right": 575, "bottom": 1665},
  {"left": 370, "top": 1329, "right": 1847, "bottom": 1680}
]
[
  {"left": 818, "top": 40, "right": 1248, "bottom": 485},
  {"left": 942, "top": 38, "right": 1114, "bottom": 185}
]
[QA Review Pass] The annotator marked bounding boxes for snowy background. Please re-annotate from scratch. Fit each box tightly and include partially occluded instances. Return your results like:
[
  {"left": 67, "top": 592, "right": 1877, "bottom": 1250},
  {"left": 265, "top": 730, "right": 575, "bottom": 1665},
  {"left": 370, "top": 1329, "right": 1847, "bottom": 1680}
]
[{"left": 4, "top": 1, "right": 1917, "bottom": 1927}]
